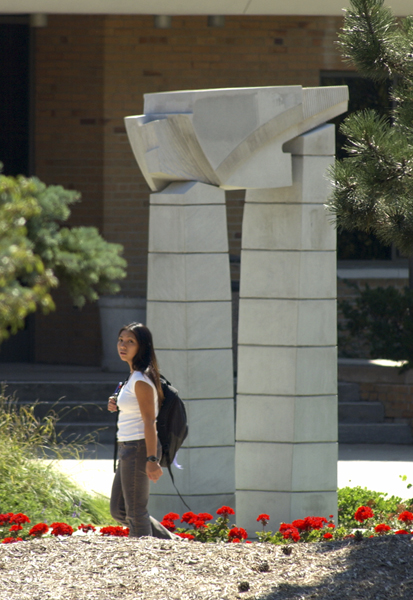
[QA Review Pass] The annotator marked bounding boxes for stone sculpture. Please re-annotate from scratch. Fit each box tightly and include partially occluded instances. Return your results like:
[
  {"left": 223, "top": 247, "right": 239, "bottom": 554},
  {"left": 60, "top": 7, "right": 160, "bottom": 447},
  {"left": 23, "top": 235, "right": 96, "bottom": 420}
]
[{"left": 125, "top": 85, "right": 348, "bottom": 531}]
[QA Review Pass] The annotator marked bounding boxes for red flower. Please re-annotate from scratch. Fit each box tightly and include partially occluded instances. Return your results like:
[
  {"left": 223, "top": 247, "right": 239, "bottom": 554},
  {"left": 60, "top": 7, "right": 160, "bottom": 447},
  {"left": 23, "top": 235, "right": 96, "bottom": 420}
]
[
  {"left": 344, "top": 534, "right": 355, "bottom": 539},
  {"left": 292, "top": 517, "right": 327, "bottom": 532},
  {"left": 78, "top": 524, "right": 96, "bottom": 533},
  {"left": 2, "top": 537, "right": 23, "bottom": 544},
  {"left": 176, "top": 533, "right": 195, "bottom": 540},
  {"left": 9, "top": 524, "right": 23, "bottom": 532},
  {"left": 193, "top": 519, "right": 207, "bottom": 530},
  {"left": 256, "top": 514, "right": 270, "bottom": 526},
  {"left": 100, "top": 526, "right": 129, "bottom": 537},
  {"left": 9, "top": 513, "right": 30, "bottom": 525},
  {"left": 354, "top": 506, "right": 374, "bottom": 523},
  {"left": 50, "top": 522, "right": 74, "bottom": 536},
  {"left": 328, "top": 523, "right": 335, "bottom": 529},
  {"left": 216, "top": 506, "right": 235, "bottom": 517},
  {"left": 398, "top": 511, "right": 413, "bottom": 524},
  {"left": 181, "top": 511, "right": 197, "bottom": 524},
  {"left": 197, "top": 513, "right": 213, "bottom": 522},
  {"left": 228, "top": 527, "right": 248, "bottom": 540},
  {"left": 374, "top": 523, "right": 391, "bottom": 534},
  {"left": 0, "top": 513, "right": 14, "bottom": 526},
  {"left": 231, "top": 538, "right": 241, "bottom": 543},
  {"left": 323, "top": 532, "right": 333, "bottom": 539},
  {"left": 281, "top": 527, "right": 300, "bottom": 542},
  {"left": 163, "top": 512, "right": 180, "bottom": 522},
  {"left": 329, "top": 515, "right": 334, "bottom": 519},
  {"left": 394, "top": 529, "right": 410, "bottom": 535},
  {"left": 29, "top": 523, "right": 49, "bottom": 537},
  {"left": 160, "top": 519, "right": 176, "bottom": 532}
]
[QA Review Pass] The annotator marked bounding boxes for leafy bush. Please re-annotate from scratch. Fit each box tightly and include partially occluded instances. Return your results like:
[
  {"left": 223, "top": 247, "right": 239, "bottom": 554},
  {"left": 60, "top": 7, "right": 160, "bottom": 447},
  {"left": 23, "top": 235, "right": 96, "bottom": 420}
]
[
  {"left": 0, "top": 173, "right": 127, "bottom": 342},
  {"left": 337, "top": 485, "right": 411, "bottom": 528},
  {"left": 339, "top": 283, "right": 413, "bottom": 370},
  {"left": 0, "top": 388, "right": 114, "bottom": 526}
]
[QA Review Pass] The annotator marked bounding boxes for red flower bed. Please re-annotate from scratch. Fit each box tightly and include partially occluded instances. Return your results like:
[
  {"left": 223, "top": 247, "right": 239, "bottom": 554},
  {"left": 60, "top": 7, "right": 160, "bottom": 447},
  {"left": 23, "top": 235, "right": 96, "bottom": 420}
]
[
  {"left": 100, "top": 526, "right": 129, "bottom": 537},
  {"left": 228, "top": 527, "right": 248, "bottom": 541},
  {"left": 28, "top": 523, "right": 49, "bottom": 537},
  {"left": 50, "top": 522, "right": 74, "bottom": 536},
  {"left": 78, "top": 524, "right": 96, "bottom": 533}
]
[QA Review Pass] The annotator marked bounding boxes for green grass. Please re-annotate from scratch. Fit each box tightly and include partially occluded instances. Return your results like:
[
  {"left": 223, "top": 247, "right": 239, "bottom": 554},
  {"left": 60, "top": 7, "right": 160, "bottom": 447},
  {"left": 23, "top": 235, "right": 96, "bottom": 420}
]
[{"left": 0, "top": 388, "right": 115, "bottom": 526}]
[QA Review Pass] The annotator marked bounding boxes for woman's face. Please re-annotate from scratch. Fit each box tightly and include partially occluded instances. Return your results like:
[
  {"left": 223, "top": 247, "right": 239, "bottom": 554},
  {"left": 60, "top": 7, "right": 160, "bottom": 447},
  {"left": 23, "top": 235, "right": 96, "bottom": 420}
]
[{"left": 117, "top": 330, "right": 139, "bottom": 367}]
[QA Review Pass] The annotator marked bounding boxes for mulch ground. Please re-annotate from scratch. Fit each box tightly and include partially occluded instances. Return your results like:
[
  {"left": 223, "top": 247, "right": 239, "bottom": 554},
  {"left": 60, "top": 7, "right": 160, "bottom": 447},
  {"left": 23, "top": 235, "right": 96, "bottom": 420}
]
[{"left": 1, "top": 534, "right": 412, "bottom": 599}]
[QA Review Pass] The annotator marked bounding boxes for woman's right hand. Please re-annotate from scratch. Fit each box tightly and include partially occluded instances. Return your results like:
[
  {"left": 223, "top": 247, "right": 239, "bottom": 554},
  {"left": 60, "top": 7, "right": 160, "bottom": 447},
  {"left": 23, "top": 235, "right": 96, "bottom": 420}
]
[{"left": 107, "top": 396, "right": 118, "bottom": 412}]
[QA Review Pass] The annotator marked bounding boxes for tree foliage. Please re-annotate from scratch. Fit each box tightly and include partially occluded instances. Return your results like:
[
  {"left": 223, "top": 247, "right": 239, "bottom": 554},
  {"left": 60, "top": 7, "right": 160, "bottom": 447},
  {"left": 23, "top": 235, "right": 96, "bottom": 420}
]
[
  {"left": 327, "top": 0, "right": 413, "bottom": 256},
  {"left": 0, "top": 173, "right": 127, "bottom": 342}
]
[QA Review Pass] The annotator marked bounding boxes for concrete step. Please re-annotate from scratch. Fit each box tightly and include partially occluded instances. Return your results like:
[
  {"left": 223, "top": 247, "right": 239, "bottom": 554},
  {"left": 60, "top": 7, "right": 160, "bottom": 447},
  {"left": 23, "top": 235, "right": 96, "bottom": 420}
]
[
  {"left": 338, "top": 382, "right": 360, "bottom": 403},
  {"left": 338, "top": 401, "right": 385, "bottom": 424},
  {"left": 6, "top": 381, "right": 121, "bottom": 404},
  {"left": 339, "top": 423, "right": 413, "bottom": 444},
  {"left": 6, "top": 381, "right": 121, "bottom": 445}
]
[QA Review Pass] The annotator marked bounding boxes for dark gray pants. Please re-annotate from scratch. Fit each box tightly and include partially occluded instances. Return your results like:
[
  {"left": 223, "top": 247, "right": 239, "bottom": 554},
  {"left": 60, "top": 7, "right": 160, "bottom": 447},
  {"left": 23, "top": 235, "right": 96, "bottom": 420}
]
[{"left": 110, "top": 439, "right": 174, "bottom": 539}]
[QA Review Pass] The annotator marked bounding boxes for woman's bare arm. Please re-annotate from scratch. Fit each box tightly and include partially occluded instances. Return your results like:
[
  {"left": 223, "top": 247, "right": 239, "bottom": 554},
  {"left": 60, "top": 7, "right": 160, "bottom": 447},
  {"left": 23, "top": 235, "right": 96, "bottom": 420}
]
[{"left": 135, "top": 380, "right": 163, "bottom": 482}]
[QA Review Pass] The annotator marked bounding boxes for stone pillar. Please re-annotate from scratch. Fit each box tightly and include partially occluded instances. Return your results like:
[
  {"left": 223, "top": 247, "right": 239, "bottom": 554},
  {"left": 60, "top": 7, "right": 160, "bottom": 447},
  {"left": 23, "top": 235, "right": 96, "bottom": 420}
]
[
  {"left": 235, "top": 124, "right": 338, "bottom": 534},
  {"left": 146, "top": 181, "right": 235, "bottom": 517}
]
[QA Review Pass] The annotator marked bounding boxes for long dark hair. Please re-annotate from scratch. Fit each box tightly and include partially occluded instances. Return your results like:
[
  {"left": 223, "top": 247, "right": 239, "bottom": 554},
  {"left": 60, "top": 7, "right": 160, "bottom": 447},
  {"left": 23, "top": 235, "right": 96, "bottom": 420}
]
[{"left": 118, "top": 323, "right": 164, "bottom": 401}]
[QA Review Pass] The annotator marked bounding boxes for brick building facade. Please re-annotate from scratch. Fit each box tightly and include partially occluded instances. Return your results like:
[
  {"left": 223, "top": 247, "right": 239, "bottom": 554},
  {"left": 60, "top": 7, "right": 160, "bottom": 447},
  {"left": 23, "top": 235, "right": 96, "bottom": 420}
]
[{"left": 22, "top": 14, "right": 346, "bottom": 365}]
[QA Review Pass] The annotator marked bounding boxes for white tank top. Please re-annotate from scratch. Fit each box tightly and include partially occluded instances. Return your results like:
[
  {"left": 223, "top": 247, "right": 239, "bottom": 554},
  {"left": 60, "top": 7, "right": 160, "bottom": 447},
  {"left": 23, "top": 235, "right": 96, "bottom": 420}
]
[{"left": 117, "top": 371, "right": 158, "bottom": 442}]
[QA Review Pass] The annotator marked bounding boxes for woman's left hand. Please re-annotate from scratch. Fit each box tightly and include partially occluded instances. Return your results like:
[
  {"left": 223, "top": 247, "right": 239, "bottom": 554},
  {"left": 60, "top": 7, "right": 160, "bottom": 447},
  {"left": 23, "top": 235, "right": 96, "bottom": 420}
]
[{"left": 146, "top": 461, "right": 163, "bottom": 483}]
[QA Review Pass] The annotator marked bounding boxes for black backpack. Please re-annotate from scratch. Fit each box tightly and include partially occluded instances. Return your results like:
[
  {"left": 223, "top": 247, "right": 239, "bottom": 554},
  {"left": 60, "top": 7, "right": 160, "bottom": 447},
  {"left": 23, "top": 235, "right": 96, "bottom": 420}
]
[{"left": 157, "top": 375, "right": 188, "bottom": 471}]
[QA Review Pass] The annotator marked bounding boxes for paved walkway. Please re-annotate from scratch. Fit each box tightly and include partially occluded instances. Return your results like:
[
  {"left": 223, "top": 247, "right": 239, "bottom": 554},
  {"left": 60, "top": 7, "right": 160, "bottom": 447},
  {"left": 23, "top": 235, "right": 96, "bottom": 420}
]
[{"left": 49, "top": 443, "right": 413, "bottom": 501}]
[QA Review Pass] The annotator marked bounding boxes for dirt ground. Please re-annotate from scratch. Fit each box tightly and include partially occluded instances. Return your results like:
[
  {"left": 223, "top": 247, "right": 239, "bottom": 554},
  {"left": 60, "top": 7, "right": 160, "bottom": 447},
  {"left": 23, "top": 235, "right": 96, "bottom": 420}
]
[{"left": 1, "top": 534, "right": 412, "bottom": 600}]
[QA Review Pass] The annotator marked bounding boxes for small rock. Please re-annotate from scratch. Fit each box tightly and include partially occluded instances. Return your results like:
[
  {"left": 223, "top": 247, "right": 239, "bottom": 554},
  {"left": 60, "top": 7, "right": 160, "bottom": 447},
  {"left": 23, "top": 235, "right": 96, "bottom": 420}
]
[{"left": 238, "top": 581, "right": 250, "bottom": 592}]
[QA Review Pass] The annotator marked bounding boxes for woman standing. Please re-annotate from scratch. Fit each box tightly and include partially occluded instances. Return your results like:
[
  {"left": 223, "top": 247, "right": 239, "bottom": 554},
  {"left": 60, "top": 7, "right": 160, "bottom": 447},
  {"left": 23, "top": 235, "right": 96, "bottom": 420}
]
[{"left": 108, "top": 322, "right": 174, "bottom": 538}]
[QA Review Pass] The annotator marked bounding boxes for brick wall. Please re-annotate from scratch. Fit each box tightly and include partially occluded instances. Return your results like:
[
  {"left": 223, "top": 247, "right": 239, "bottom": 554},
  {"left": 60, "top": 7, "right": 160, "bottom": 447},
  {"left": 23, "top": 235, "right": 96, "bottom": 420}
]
[
  {"left": 34, "top": 14, "right": 345, "bottom": 365},
  {"left": 34, "top": 16, "right": 105, "bottom": 365}
]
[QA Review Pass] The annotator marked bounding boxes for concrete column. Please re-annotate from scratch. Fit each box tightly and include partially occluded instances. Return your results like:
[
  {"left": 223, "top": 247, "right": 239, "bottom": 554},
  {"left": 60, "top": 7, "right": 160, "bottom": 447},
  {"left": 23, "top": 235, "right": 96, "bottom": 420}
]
[
  {"left": 146, "top": 181, "right": 235, "bottom": 517},
  {"left": 235, "top": 124, "right": 338, "bottom": 534}
]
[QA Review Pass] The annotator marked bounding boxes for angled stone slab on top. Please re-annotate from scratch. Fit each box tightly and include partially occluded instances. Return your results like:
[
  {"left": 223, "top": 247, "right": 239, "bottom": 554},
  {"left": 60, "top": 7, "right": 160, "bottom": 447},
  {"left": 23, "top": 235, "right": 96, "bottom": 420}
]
[
  {"left": 283, "top": 122, "right": 336, "bottom": 156},
  {"left": 243, "top": 154, "right": 334, "bottom": 204},
  {"left": 149, "top": 180, "right": 225, "bottom": 204},
  {"left": 125, "top": 85, "right": 348, "bottom": 191}
]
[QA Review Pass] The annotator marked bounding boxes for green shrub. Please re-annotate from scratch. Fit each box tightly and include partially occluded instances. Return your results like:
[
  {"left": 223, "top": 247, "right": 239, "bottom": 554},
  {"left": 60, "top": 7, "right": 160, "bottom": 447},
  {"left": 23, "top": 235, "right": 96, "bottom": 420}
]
[
  {"left": 0, "top": 388, "right": 115, "bottom": 525},
  {"left": 337, "top": 485, "right": 411, "bottom": 528}
]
